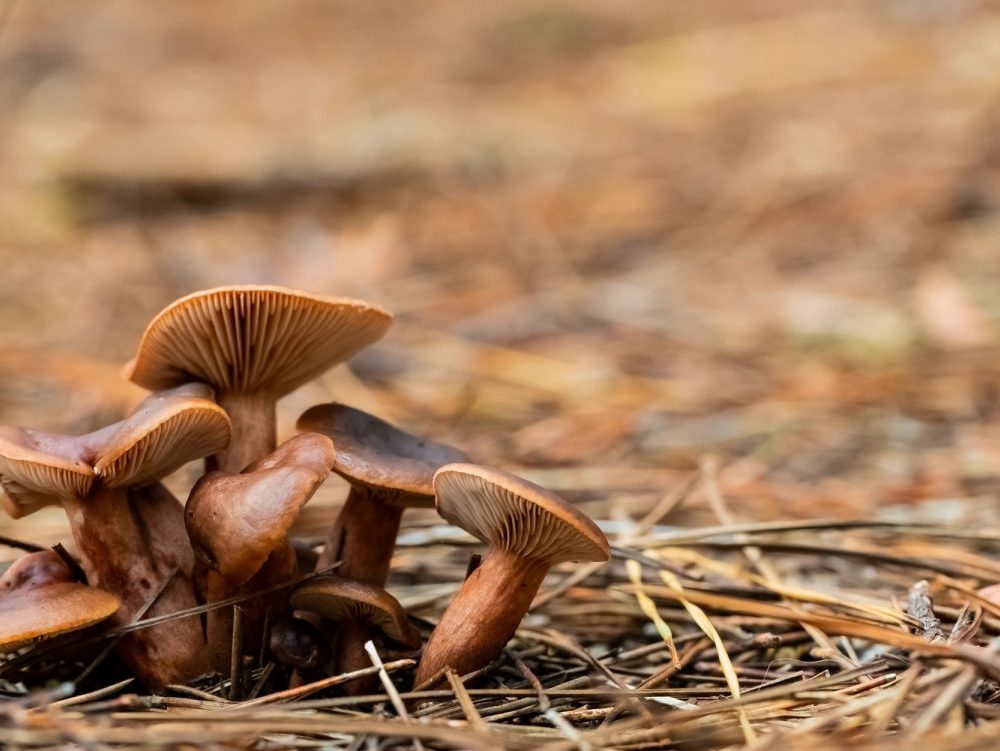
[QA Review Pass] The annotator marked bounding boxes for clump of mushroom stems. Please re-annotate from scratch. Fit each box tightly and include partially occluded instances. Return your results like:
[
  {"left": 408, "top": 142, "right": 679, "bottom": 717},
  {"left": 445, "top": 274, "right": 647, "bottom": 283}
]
[
  {"left": 63, "top": 482, "right": 206, "bottom": 686},
  {"left": 185, "top": 432, "right": 335, "bottom": 672},
  {"left": 0, "top": 285, "right": 616, "bottom": 698}
]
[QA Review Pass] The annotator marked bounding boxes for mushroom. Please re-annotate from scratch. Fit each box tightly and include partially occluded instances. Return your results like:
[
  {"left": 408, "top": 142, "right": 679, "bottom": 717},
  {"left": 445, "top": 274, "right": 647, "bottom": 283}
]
[
  {"left": 0, "top": 550, "right": 120, "bottom": 652},
  {"left": 0, "top": 383, "right": 231, "bottom": 688},
  {"left": 297, "top": 403, "right": 468, "bottom": 586},
  {"left": 185, "top": 432, "right": 336, "bottom": 671},
  {"left": 126, "top": 286, "right": 392, "bottom": 472},
  {"left": 1, "top": 549, "right": 75, "bottom": 592},
  {"left": 413, "top": 464, "right": 609, "bottom": 688},
  {"left": 269, "top": 617, "right": 330, "bottom": 675},
  {"left": 291, "top": 575, "right": 420, "bottom": 695}
]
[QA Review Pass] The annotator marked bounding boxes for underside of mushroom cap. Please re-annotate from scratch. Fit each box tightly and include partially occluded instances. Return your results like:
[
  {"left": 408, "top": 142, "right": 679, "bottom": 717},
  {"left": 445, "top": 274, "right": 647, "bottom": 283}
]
[
  {"left": 297, "top": 403, "right": 469, "bottom": 507},
  {"left": 186, "top": 432, "right": 335, "bottom": 587},
  {"left": 126, "top": 286, "right": 393, "bottom": 397},
  {"left": 0, "top": 581, "right": 120, "bottom": 651},
  {"left": 434, "top": 463, "right": 610, "bottom": 564},
  {"left": 94, "top": 383, "right": 231, "bottom": 488},
  {"left": 0, "top": 427, "right": 95, "bottom": 505},
  {"left": 0, "top": 479, "right": 62, "bottom": 519},
  {"left": 291, "top": 575, "right": 420, "bottom": 648},
  {"left": 0, "top": 383, "right": 230, "bottom": 509}
]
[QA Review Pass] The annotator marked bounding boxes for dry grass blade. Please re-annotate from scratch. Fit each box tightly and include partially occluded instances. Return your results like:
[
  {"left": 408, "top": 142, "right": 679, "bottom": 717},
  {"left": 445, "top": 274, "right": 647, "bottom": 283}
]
[
  {"left": 625, "top": 558, "right": 680, "bottom": 666},
  {"left": 906, "top": 663, "right": 978, "bottom": 736},
  {"left": 0, "top": 535, "right": 45, "bottom": 553},
  {"left": 446, "top": 668, "right": 488, "bottom": 732},
  {"left": 229, "top": 604, "right": 245, "bottom": 701},
  {"left": 363, "top": 640, "right": 425, "bottom": 751},
  {"left": 47, "top": 678, "right": 133, "bottom": 709},
  {"left": 226, "top": 659, "right": 416, "bottom": 709},
  {"left": 618, "top": 583, "right": 1000, "bottom": 677},
  {"left": 655, "top": 564, "right": 757, "bottom": 744}
]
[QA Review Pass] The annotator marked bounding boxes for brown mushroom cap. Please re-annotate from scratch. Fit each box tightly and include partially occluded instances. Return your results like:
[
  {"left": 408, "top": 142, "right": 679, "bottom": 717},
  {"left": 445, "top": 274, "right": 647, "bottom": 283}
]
[
  {"left": 0, "top": 581, "right": 120, "bottom": 651},
  {"left": 95, "top": 383, "right": 231, "bottom": 488},
  {"left": 0, "top": 383, "right": 230, "bottom": 506},
  {"left": 0, "top": 428, "right": 94, "bottom": 504},
  {"left": 0, "top": 549, "right": 74, "bottom": 592},
  {"left": 291, "top": 575, "right": 420, "bottom": 648},
  {"left": 434, "top": 464, "right": 610, "bottom": 564},
  {"left": 269, "top": 617, "right": 329, "bottom": 672},
  {"left": 186, "top": 432, "right": 335, "bottom": 586},
  {"left": 297, "top": 403, "right": 469, "bottom": 507},
  {"left": 125, "top": 286, "right": 392, "bottom": 397}
]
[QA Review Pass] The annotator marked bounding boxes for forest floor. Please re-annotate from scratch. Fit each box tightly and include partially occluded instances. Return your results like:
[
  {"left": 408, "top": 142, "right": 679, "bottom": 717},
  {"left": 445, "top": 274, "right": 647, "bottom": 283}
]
[{"left": 3, "top": 1, "right": 1000, "bottom": 748}]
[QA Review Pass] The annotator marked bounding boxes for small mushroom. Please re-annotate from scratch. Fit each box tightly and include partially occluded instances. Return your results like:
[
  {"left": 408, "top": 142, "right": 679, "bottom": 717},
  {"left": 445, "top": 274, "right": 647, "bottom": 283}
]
[
  {"left": 269, "top": 617, "right": 330, "bottom": 675},
  {"left": 126, "top": 286, "right": 392, "bottom": 472},
  {"left": 0, "top": 549, "right": 75, "bottom": 592},
  {"left": 0, "top": 383, "right": 231, "bottom": 688},
  {"left": 0, "top": 550, "right": 120, "bottom": 652},
  {"left": 413, "top": 464, "right": 609, "bottom": 688},
  {"left": 297, "top": 403, "right": 468, "bottom": 586},
  {"left": 185, "top": 432, "right": 336, "bottom": 671},
  {"left": 291, "top": 575, "right": 420, "bottom": 695}
]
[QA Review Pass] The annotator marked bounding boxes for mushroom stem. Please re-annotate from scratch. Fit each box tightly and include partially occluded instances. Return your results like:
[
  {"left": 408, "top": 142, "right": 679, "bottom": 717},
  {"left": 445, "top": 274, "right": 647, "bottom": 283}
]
[
  {"left": 211, "top": 392, "right": 277, "bottom": 473},
  {"left": 414, "top": 549, "right": 549, "bottom": 688},
  {"left": 202, "top": 543, "right": 298, "bottom": 673},
  {"left": 316, "top": 486, "right": 403, "bottom": 585},
  {"left": 336, "top": 620, "right": 379, "bottom": 695},
  {"left": 61, "top": 484, "right": 206, "bottom": 688}
]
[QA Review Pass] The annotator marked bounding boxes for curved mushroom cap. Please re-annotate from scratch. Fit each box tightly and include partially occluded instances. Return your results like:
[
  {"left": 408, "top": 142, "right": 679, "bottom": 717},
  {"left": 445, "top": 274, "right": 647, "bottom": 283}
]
[
  {"left": 269, "top": 617, "right": 329, "bottom": 672},
  {"left": 291, "top": 575, "right": 420, "bottom": 648},
  {"left": 0, "top": 383, "right": 230, "bottom": 512},
  {"left": 0, "top": 428, "right": 94, "bottom": 506},
  {"left": 0, "top": 478, "right": 62, "bottom": 519},
  {"left": 186, "top": 432, "right": 335, "bottom": 586},
  {"left": 297, "top": 403, "right": 469, "bottom": 508},
  {"left": 434, "top": 464, "right": 610, "bottom": 564},
  {"left": 0, "top": 549, "right": 74, "bottom": 593},
  {"left": 0, "top": 582, "right": 120, "bottom": 651},
  {"left": 126, "top": 286, "right": 392, "bottom": 397},
  {"left": 95, "top": 383, "right": 231, "bottom": 488}
]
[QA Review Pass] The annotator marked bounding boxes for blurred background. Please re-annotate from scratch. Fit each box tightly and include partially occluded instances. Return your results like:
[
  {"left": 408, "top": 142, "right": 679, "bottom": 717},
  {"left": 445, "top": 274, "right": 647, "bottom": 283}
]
[{"left": 2, "top": 0, "right": 1000, "bottom": 552}]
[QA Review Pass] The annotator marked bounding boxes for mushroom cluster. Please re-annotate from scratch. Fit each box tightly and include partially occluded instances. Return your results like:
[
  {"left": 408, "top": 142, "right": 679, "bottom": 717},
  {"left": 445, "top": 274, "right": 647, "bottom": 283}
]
[{"left": 0, "top": 285, "right": 609, "bottom": 696}]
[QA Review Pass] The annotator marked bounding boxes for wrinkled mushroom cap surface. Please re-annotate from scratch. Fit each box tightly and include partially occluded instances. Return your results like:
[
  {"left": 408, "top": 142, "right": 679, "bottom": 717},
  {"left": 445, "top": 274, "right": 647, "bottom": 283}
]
[
  {"left": 95, "top": 383, "right": 231, "bottom": 488},
  {"left": 297, "top": 403, "right": 468, "bottom": 508},
  {"left": 434, "top": 464, "right": 610, "bottom": 564},
  {"left": 186, "top": 432, "right": 335, "bottom": 586},
  {"left": 291, "top": 575, "right": 420, "bottom": 648},
  {"left": 126, "top": 286, "right": 392, "bottom": 397},
  {"left": 0, "top": 582, "right": 120, "bottom": 650}
]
